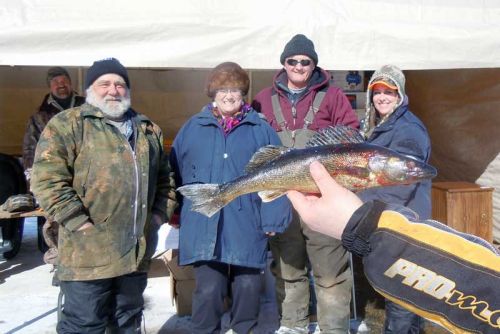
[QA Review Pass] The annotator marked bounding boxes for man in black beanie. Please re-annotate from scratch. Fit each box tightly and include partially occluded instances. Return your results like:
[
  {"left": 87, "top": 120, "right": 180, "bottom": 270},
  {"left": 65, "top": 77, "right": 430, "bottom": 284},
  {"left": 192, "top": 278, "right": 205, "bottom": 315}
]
[
  {"left": 31, "top": 57, "right": 178, "bottom": 334},
  {"left": 22, "top": 67, "right": 85, "bottom": 253},
  {"left": 252, "top": 34, "right": 359, "bottom": 333},
  {"left": 23, "top": 67, "right": 85, "bottom": 181}
]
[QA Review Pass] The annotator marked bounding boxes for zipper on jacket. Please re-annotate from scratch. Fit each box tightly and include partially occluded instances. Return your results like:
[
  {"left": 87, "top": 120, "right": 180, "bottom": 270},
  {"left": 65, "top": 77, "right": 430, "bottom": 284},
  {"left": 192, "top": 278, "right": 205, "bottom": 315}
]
[
  {"left": 106, "top": 118, "right": 141, "bottom": 243},
  {"left": 130, "top": 146, "right": 140, "bottom": 239}
]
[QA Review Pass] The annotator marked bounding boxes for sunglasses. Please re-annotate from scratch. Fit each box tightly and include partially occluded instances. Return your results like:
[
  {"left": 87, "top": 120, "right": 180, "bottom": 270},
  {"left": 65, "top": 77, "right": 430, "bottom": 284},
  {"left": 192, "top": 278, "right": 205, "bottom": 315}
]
[{"left": 286, "top": 59, "right": 312, "bottom": 67}]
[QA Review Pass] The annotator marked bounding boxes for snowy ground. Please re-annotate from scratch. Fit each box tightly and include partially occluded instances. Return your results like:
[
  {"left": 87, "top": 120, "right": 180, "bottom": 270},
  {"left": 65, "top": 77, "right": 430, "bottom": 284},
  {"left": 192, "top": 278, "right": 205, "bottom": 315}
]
[
  {"left": 0, "top": 219, "right": 377, "bottom": 334},
  {"left": 0, "top": 218, "right": 282, "bottom": 334}
]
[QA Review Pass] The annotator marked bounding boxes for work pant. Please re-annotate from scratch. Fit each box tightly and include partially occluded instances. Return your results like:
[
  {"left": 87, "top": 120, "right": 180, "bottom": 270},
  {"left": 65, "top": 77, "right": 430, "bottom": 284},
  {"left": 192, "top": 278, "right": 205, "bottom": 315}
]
[
  {"left": 270, "top": 211, "right": 352, "bottom": 333},
  {"left": 57, "top": 272, "right": 147, "bottom": 334},
  {"left": 191, "top": 261, "right": 262, "bottom": 334},
  {"left": 383, "top": 300, "right": 423, "bottom": 334}
]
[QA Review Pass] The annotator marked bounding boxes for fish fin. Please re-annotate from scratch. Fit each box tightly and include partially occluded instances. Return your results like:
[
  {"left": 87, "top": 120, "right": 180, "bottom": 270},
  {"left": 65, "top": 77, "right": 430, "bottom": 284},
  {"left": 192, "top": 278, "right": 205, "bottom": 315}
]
[
  {"left": 245, "top": 145, "right": 290, "bottom": 173},
  {"left": 306, "top": 126, "right": 364, "bottom": 147},
  {"left": 177, "top": 184, "right": 226, "bottom": 218},
  {"left": 258, "top": 190, "right": 287, "bottom": 202}
]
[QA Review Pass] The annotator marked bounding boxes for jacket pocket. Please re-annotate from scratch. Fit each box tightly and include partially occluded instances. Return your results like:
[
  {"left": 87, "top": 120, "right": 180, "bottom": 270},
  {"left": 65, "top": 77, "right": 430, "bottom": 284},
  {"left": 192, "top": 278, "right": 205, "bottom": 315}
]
[{"left": 60, "top": 216, "right": 111, "bottom": 268}]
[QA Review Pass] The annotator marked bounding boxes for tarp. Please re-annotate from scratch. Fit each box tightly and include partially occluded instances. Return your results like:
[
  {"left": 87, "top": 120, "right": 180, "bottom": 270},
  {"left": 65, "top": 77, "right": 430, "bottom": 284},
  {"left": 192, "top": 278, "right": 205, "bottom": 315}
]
[{"left": 1, "top": 0, "right": 500, "bottom": 70}]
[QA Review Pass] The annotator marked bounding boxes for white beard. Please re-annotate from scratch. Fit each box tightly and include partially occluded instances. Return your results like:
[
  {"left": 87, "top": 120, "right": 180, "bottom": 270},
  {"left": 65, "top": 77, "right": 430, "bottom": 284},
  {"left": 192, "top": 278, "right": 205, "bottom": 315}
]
[{"left": 86, "top": 88, "right": 131, "bottom": 120}]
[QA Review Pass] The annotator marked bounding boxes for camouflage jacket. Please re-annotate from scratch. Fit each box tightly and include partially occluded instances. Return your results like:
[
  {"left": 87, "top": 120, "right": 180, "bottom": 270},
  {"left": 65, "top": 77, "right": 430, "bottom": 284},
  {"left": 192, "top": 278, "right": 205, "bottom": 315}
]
[
  {"left": 22, "top": 92, "right": 85, "bottom": 171},
  {"left": 31, "top": 103, "right": 177, "bottom": 281}
]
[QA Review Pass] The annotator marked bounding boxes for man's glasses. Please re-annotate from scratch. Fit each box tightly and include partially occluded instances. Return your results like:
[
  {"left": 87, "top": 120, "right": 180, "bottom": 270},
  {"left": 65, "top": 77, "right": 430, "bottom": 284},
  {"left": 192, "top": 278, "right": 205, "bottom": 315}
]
[{"left": 286, "top": 59, "right": 312, "bottom": 67}]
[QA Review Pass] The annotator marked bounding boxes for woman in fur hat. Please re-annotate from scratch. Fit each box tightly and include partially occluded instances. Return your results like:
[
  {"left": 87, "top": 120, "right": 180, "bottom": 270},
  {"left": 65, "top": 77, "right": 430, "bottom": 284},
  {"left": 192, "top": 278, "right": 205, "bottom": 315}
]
[
  {"left": 169, "top": 62, "right": 292, "bottom": 334},
  {"left": 359, "top": 64, "right": 432, "bottom": 334}
]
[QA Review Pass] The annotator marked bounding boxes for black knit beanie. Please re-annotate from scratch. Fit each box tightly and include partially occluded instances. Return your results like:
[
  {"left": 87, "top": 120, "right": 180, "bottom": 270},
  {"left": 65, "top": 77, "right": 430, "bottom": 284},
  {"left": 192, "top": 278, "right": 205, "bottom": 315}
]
[
  {"left": 85, "top": 58, "right": 130, "bottom": 89},
  {"left": 280, "top": 34, "right": 318, "bottom": 65}
]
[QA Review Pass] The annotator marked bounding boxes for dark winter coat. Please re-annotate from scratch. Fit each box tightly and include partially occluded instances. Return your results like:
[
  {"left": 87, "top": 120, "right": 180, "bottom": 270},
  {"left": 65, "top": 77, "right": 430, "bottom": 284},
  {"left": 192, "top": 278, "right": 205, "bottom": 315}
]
[
  {"left": 170, "top": 106, "right": 292, "bottom": 269},
  {"left": 359, "top": 97, "right": 432, "bottom": 219},
  {"left": 251, "top": 67, "right": 359, "bottom": 132}
]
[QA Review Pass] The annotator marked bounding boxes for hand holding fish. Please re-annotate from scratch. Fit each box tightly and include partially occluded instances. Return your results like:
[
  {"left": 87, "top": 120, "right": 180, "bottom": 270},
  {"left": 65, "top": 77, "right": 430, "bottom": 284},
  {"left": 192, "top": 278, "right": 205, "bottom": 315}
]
[{"left": 287, "top": 161, "right": 362, "bottom": 239}]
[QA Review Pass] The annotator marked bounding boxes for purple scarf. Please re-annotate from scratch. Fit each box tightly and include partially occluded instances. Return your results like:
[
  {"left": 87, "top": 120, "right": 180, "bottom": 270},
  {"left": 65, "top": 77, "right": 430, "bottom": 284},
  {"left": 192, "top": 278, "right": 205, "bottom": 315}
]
[{"left": 210, "top": 102, "right": 251, "bottom": 136}]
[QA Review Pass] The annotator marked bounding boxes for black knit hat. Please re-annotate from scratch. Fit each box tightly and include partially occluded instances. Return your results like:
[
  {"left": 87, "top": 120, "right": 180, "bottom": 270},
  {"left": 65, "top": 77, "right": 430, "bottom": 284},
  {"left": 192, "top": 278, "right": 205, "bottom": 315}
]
[
  {"left": 280, "top": 34, "right": 318, "bottom": 65},
  {"left": 85, "top": 58, "right": 130, "bottom": 89},
  {"left": 46, "top": 66, "right": 70, "bottom": 86}
]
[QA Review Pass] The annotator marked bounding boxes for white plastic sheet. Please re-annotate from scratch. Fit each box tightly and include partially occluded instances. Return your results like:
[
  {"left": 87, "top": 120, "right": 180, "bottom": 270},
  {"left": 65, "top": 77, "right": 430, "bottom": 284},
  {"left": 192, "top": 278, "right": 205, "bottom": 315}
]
[{"left": 1, "top": 0, "right": 500, "bottom": 69}]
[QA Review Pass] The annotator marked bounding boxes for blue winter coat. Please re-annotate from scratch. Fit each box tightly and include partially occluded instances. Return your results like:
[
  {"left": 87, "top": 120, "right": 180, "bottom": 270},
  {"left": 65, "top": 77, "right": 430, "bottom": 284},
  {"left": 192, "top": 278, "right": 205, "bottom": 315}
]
[
  {"left": 170, "top": 106, "right": 292, "bottom": 269},
  {"left": 359, "top": 97, "right": 432, "bottom": 219}
]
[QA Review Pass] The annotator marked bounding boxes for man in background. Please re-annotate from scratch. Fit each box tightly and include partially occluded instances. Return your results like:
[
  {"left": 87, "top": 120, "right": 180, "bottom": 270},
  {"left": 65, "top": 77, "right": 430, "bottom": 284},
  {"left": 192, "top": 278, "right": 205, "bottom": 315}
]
[
  {"left": 23, "top": 66, "right": 85, "bottom": 178},
  {"left": 22, "top": 67, "right": 85, "bottom": 252}
]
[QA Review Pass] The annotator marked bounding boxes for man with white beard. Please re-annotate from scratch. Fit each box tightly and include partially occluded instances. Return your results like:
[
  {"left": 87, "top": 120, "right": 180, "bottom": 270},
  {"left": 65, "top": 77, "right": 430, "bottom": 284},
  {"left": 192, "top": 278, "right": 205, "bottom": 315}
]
[{"left": 31, "top": 58, "right": 178, "bottom": 334}]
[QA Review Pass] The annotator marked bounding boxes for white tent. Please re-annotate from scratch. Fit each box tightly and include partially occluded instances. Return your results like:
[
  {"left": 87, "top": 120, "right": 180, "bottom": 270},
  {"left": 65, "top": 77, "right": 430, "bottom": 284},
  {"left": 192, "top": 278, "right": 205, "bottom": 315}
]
[
  {"left": 1, "top": 0, "right": 499, "bottom": 242},
  {"left": 1, "top": 0, "right": 500, "bottom": 70}
]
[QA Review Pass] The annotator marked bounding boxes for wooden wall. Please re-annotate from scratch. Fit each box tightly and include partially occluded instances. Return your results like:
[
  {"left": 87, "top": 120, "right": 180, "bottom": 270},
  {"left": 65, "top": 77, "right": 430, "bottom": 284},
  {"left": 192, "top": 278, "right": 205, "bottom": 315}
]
[{"left": 1, "top": 66, "right": 499, "bottom": 184}]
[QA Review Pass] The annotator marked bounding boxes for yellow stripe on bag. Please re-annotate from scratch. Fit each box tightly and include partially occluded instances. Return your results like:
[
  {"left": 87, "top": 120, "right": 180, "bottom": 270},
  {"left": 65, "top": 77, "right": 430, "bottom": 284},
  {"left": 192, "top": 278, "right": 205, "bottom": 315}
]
[{"left": 377, "top": 211, "right": 500, "bottom": 271}]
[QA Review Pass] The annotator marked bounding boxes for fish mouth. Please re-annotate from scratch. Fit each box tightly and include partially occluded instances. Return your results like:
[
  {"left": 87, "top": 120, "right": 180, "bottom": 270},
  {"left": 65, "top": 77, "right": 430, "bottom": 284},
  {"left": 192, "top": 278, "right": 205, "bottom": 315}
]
[{"left": 407, "top": 162, "right": 437, "bottom": 180}]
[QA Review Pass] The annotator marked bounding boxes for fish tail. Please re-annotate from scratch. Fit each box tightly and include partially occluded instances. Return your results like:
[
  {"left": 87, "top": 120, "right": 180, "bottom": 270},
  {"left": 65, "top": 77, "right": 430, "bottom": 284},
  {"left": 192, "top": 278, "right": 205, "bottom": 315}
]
[{"left": 177, "top": 184, "right": 228, "bottom": 218}]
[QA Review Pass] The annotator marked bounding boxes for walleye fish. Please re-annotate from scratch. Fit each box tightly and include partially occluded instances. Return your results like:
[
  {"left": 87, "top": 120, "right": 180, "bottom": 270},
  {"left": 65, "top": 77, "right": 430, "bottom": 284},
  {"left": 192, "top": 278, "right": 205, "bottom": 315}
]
[{"left": 177, "top": 126, "right": 437, "bottom": 217}]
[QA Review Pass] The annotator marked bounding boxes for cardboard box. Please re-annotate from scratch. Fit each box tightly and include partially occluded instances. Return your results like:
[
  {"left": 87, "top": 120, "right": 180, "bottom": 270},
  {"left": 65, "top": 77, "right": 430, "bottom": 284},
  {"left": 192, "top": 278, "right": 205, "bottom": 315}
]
[{"left": 162, "top": 249, "right": 195, "bottom": 316}]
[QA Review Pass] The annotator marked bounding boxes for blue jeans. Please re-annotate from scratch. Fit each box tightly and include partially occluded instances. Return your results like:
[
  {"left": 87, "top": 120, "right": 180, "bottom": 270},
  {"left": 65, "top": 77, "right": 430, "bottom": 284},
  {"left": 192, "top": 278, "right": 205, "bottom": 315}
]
[
  {"left": 191, "top": 261, "right": 262, "bottom": 334},
  {"left": 383, "top": 299, "right": 423, "bottom": 334}
]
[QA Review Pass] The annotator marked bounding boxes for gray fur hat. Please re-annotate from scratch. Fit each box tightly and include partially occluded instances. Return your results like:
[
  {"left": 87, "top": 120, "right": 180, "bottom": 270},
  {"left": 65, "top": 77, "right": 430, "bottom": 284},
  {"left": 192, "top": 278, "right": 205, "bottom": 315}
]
[
  {"left": 280, "top": 34, "right": 318, "bottom": 65},
  {"left": 362, "top": 65, "right": 406, "bottom": 136}
]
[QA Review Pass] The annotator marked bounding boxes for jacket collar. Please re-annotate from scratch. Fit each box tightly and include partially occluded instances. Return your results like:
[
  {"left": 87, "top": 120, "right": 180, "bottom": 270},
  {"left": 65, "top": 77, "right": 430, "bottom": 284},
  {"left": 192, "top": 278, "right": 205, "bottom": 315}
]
[
  {"left": 80, "top": 103, "right": 152, "bottom": 125},
  {"left": 46, "top": 92, "right": 77, "bottom": 111}
]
